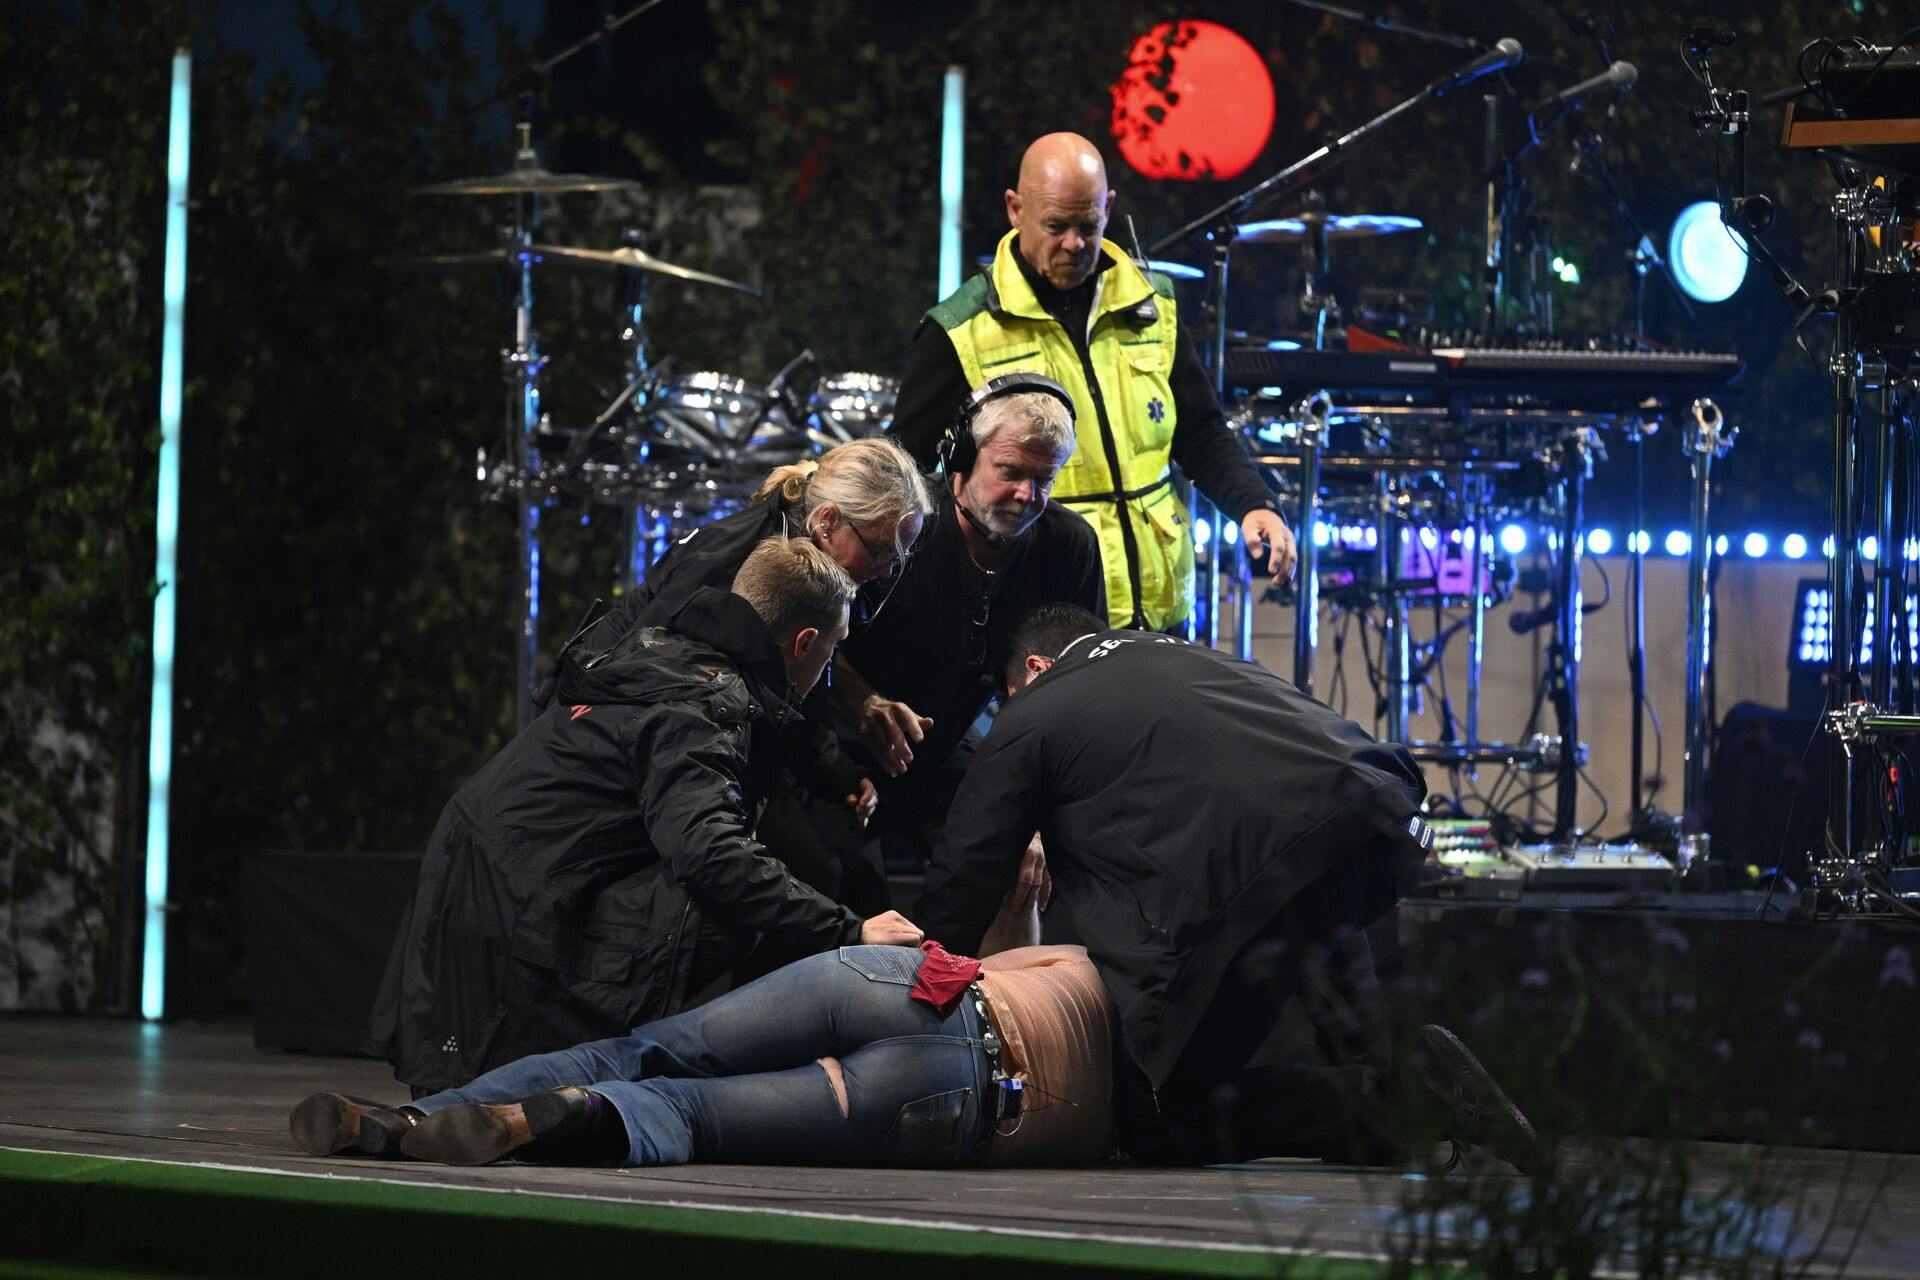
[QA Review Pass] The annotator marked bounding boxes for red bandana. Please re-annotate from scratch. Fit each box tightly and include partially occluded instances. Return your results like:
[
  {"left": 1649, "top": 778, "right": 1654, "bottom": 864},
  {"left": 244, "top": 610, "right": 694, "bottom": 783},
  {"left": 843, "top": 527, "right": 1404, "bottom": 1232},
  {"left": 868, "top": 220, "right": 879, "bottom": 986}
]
[{"left": 908, "top": 940, "right": 982, "bottom": 1015}]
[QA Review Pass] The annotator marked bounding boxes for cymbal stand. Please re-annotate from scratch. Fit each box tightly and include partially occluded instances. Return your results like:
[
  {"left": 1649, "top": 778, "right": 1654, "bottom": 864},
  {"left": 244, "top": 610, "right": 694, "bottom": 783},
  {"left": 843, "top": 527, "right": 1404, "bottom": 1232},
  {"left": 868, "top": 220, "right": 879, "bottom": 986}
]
[
  {"left": 1291, "top": 394, "right": 1330, "bottom": 694},
  {"left": 505, "top": 114, "right": 549, "bottom": 733},
  {"left": 617, "top": 230, "right": 662, "bottom": 594},
  {"left": 1679, "top": 399, "right": 1735, "bottom": 869}
]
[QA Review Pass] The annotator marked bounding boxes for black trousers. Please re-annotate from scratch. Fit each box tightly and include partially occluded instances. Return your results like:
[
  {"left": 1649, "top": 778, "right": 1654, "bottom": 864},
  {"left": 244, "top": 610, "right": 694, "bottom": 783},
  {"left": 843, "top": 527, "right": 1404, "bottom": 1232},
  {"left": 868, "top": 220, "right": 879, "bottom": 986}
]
[{"left": 1114, "top": 831, "right": 1420, "bottom": 1165}]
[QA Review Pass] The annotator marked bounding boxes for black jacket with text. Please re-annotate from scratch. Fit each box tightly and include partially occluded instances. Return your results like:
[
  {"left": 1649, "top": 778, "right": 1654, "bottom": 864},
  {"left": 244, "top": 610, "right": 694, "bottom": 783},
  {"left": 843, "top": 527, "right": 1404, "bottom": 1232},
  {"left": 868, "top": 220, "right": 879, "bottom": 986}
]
[
  {"left": 365, "top": 588, "right": 863, "bottom": 1091},
  {"left": 917, "top": 632, "right": 1424, "bottom": 1091}
]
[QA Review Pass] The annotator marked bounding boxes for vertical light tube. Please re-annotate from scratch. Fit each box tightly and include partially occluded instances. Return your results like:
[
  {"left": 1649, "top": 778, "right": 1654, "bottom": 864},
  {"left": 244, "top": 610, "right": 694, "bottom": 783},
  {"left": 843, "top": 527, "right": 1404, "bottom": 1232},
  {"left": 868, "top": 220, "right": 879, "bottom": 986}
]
[
  {"left": 938, "top": 65, "right": 965, "bottom": 298},
  {"left": 144, "top": 48, "right": 191, "bottom": 1021}
]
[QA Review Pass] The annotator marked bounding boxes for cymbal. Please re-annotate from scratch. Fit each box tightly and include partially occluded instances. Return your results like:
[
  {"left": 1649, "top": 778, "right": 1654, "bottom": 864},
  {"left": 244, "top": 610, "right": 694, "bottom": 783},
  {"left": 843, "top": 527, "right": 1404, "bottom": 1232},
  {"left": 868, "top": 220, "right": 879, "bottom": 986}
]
[
  {"left": 531, "top": 244, "right": 762, "bottom": 297},
  {"left": 1236, "top": 214, "right": 1423, "bottom": 243},
  {"left": 389, "top": 243, "right": 761, "bottom": 297},
  {"left": 415, "top": 166, "right": 641, "bottom": 196}
]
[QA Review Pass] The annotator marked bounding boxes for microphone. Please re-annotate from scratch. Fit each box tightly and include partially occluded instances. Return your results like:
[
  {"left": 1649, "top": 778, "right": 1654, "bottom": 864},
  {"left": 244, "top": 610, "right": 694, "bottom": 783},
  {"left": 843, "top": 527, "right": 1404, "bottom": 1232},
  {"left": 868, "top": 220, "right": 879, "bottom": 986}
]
[
  {"left": 1434, "top": 38, "right": 1524, "bottom": 97},
  {"left": 1509, "top": 599, "right": 1606, "bottom": 635},
  {"left": 1536, "top": 61, "right": 1637, "bottom": 112}
]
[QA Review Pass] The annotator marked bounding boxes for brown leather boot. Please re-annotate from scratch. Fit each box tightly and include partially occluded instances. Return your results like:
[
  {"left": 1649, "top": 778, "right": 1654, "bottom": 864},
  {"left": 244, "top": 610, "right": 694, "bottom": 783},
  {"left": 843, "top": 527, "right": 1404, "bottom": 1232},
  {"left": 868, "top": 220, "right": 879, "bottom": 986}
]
[{"left": 288, "top": 1093, "right": 422, "bottom": 1158}]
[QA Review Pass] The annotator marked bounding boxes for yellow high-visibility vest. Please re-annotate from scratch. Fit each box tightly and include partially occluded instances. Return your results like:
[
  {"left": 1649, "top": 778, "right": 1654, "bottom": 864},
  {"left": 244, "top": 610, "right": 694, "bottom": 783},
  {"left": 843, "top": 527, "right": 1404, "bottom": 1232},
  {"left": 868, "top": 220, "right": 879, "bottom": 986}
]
[{"left": 928, "top": 231, "right": 1191, "bottom": 630}]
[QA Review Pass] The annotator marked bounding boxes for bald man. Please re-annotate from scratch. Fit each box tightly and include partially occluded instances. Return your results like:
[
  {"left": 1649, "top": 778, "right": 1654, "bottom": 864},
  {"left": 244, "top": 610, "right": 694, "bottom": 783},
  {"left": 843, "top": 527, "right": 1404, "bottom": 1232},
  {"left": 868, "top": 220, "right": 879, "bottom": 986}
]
[{"left": 892, "top": 132, "right": 1296, "bottom": 634}]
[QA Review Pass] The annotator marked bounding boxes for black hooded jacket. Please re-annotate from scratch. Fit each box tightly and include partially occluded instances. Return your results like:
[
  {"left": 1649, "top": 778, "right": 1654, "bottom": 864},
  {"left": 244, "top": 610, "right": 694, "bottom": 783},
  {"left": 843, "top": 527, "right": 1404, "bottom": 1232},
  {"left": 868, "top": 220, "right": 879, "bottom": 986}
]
[
  {"left": 917, "top": 632, "right": 1425, "bottom": 1092},
  {"left": 558, "top": 494, "right": 863, "bottom": 803},
  {"left": 366, "top": 588, "right": 864, "bottom": 1091}
]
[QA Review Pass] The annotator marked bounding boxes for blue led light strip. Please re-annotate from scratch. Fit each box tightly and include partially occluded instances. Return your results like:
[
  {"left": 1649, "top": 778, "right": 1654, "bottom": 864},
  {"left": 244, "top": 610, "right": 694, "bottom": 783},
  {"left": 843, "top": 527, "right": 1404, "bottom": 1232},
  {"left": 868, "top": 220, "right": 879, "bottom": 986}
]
[
  {"left": 938, "top": 66, "right": 965, "bottom": 299},
  {"left": 144, "top": 48, "right": 191, "bottom": 1021}
]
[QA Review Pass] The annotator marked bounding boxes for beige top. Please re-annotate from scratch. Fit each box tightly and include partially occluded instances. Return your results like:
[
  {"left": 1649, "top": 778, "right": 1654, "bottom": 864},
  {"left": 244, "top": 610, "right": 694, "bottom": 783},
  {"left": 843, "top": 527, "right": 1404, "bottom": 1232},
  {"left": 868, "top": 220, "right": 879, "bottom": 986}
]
[{"left": 975, "top": 945, "right": 1116, "bottom": 1165}]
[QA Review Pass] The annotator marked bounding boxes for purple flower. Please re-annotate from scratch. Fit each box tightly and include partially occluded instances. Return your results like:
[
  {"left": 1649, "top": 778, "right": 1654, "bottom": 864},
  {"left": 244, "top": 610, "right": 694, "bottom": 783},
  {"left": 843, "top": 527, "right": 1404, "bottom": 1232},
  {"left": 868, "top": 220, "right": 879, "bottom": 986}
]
[
  {"left": 1519, "top": 967, "right": 1550, "bottom": 990},
  {"left": 1880, "top": 946, "right": 1916, "bottom": 990},
  {"left": 1649, "top": 924, "right": 1691, "bottom": 953},
  {"left": 1796, "top": 1028, "right": 1823, "bottom": 1053},
  {"left": 1711, "top": 1038, "right": 1733, "bottom": 1062},
  {"left": 1669, "top": 993, "right": 1698, "bottom": 1013}
]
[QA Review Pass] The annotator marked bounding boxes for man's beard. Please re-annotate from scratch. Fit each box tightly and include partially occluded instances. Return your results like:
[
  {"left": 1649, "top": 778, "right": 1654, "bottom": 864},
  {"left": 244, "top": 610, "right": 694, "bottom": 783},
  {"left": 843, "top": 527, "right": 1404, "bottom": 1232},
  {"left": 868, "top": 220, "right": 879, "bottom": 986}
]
[{"left": 968, "top": 499, "right": 1037, "bottom": 540}]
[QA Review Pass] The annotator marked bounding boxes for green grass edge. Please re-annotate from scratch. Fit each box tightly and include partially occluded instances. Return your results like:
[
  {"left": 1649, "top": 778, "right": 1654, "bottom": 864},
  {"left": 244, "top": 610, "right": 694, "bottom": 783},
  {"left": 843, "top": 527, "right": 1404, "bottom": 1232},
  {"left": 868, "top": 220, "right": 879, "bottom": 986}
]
[{"left": 0, "top": 1147, "right": 1394, "bottom": 1280}]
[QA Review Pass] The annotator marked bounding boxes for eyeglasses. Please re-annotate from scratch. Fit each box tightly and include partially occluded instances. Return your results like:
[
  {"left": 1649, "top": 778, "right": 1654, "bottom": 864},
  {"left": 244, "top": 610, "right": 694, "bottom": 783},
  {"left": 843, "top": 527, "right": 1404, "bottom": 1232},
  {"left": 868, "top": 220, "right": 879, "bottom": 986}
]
[
  {"left": 847, "top": 520, "right": 907, "bottom": 578},
  {"left": 966, "top": 587, "right": 992, "bottom": 670}
]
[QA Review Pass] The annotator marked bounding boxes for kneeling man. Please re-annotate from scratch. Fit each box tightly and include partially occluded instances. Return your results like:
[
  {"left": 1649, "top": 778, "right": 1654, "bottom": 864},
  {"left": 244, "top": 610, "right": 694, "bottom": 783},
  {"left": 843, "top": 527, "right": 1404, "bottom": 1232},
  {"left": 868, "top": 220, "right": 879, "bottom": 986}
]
[{"left": 367, "top": 539, "right": 921, "bottom": 1094}]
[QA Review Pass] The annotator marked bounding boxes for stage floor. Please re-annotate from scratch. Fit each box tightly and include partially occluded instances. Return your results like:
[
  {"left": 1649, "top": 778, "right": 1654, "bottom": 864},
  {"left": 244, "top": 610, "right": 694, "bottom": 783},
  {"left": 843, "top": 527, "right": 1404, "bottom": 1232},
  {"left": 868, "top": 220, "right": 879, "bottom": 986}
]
[{"left": 3, "top": 1018, "right": 1918, "bottom": 1278}]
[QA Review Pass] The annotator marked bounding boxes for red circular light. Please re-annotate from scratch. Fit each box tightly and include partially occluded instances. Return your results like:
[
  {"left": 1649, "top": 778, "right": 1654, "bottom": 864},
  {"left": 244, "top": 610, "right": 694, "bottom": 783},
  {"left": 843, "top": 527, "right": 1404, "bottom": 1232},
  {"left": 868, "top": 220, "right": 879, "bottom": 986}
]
[{"left": 1111, "top": 21, "right": 1275, "bottom": 181}]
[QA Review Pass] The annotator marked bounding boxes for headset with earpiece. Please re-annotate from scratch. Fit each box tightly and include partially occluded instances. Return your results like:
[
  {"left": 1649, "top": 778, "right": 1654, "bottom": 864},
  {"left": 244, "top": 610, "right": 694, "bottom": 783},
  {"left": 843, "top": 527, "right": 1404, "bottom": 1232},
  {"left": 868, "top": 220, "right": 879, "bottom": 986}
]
[{"left": 935, "top": 372, "right": 1076, "bottom": 476}]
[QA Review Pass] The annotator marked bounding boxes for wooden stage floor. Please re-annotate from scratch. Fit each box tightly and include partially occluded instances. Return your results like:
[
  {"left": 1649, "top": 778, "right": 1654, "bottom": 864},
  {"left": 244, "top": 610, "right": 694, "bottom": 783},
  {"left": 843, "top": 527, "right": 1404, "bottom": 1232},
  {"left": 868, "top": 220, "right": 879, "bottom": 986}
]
[{"left": 2, "top": 1016, "right": 1918, "bottom": 1277}]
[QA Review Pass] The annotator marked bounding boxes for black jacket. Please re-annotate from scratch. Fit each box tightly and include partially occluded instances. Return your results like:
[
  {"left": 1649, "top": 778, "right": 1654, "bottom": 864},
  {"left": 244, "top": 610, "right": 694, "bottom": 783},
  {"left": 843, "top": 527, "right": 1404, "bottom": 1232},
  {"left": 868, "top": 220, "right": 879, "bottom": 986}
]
[
  {"left": 561, "top": 494, "right": 863, "bottom": 802},
  {"left": 366, "top": 588, "right": 863, "bottom": 1090},
  {"left": 918, "top": 632, "right": 1424, "bottom": 1090}
]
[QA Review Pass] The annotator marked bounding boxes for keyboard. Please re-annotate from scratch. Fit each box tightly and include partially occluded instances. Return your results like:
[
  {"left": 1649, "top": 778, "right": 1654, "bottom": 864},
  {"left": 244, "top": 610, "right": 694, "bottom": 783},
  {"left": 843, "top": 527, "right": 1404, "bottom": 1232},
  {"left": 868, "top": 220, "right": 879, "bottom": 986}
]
[{"left": 1223, "top": 340, "right": 1744, "bottom": 404}]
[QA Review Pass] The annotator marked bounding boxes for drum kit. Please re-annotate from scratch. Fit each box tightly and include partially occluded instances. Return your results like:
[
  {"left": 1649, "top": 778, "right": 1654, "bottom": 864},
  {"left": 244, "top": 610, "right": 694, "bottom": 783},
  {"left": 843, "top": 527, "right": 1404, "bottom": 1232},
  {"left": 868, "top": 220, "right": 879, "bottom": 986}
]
[{"left": 406, "top": 126, "right": 897, "bottom": 728}]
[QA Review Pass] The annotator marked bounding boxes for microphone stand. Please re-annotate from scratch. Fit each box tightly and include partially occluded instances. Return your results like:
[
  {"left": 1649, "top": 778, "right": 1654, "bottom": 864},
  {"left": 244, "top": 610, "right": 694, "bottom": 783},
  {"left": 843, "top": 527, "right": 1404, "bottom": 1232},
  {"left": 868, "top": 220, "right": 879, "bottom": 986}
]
[
  {"left": 1275, "top": 0, "right": 1487, "bottom": 52},
  {"left": 472, "top": 0, "right": 677, "bottom": 113}
]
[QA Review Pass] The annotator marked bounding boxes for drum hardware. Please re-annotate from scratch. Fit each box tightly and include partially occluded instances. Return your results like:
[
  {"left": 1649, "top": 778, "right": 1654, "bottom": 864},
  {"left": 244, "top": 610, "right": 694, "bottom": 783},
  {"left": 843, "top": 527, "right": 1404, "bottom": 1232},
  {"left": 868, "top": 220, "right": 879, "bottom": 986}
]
[
  {"left": 1233, "top": 195, "right": 1425, "bottom": 351},
  {"left": 1677, "top": 399, "right": 1736, "bottom": 870},
  {"left": 1698, "top": 32, "right": 1920, "bottom": 898},
  {"left": 1144, "top": 37, "right": 1522, "bottom": 656}
]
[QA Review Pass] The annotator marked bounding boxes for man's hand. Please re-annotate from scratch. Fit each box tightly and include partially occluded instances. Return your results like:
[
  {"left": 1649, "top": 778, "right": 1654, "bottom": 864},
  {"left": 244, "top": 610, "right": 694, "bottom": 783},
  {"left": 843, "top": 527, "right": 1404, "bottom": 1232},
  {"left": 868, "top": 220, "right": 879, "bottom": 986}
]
[
  {"left": 1240, "top": 508, "right": 1298, "bottom": 585},
  {"left": 978, "top": 837, "right": 1049, "bottom": 957},
  {"left": 845, "top": 777, "right": 880, "bottom": 827},
  {"left": 859, "top": 910, "right": 925, "bottom": 947},
  {"left": 858, "top": 696, "right": 934, "bottom": 777}
]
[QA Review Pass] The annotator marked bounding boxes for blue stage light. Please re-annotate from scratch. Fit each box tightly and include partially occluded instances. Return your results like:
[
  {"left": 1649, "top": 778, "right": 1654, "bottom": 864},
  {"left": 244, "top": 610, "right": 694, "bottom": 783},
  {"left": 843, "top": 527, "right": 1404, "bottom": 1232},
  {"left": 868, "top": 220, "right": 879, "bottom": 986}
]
[
  {"left": 145, "top": 48, "right": 193, "bottom": 1023},
  {"left": 1665, "top": 530, "right": 1691, "bottom": 556},
  {"left": 1586, "top": 528, "right": 1614, "bottom": 555},
  {"left": 1783, "top": 533, "right": 1808, "bottom": 559},
  {"left": 1499, "top": 523, "right": 1527, "bottom": 554},
  {"left": 1669, "top": 200, "right": 1748, "bottom": 303},
  {"left": 1312, "top": 519, "right": 1330, "bottom": 547},
  {"left": 1743, "top": 532, "right": 1768, "bottom": 557},
  {"left": 1863, "top": 535, "right": 1881, "bottom": 561},
  {"left": 938, "top": 67, "right": 965, "bottom": 298}
]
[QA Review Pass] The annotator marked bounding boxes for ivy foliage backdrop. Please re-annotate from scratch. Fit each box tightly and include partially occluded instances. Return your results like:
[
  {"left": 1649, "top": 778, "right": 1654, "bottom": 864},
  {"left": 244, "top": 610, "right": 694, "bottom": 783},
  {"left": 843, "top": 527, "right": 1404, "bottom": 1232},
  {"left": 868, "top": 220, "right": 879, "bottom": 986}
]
[{"left": 1, "top": 0, "right": 1902, "bottom": 1011}]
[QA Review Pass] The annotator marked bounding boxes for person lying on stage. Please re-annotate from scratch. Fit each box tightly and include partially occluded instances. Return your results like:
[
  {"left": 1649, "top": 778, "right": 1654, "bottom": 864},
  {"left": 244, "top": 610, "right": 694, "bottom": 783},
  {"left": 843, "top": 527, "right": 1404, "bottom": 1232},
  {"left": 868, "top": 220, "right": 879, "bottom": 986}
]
[
  {"left": 296, "top": 844, "right": 1118, "bottom": 1169},
  {"left": 560, "top": 436, "right": 939, "bottom": 918},
  {"left": 917, "top": 604, "right": 1542, "bottom": 1173},
  {"left": 363, "top": 539, "right": 924, "bottom": 1098}
]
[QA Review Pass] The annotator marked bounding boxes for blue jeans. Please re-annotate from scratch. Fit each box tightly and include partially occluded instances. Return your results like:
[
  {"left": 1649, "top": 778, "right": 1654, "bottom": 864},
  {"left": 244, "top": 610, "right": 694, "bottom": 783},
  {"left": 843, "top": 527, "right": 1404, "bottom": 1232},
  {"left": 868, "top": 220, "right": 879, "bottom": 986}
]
[{"left": 413, "top": 945, "right": 994, "bottom": 1168}]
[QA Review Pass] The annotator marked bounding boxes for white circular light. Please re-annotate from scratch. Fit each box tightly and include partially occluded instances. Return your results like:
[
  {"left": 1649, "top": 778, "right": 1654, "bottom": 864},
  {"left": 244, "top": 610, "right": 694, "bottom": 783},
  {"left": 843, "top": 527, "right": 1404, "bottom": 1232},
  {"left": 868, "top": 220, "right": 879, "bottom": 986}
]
[
  {"left": 1783, "top": 534, "right": 1808, "bottom": 559},
  {"left": 1743, "top": 533, "right": 1768, "bottom": 557},
  {"left": 1669, "top": 200, "right": 1749, "bottom": 303},
  {"left": 1665, "top": 530, "right": 1692, "bottom": 556},
  {"left": 1586, "top": 528, "right": 1614, "bottom": 555},
  {"left": 1499, "top": 524, "right": 1528, "bottom": 555}
]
